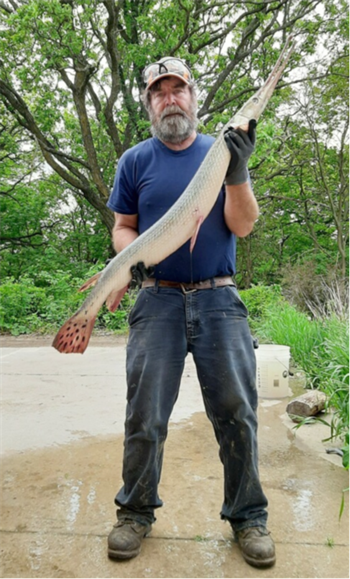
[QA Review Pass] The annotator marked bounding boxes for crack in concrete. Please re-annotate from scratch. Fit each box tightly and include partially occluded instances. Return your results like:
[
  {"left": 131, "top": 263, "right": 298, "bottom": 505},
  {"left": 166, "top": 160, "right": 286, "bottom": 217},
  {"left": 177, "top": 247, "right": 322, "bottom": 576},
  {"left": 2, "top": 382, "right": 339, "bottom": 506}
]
[{"left": 0, "top": 530, "right": 348, "bottom": 548}]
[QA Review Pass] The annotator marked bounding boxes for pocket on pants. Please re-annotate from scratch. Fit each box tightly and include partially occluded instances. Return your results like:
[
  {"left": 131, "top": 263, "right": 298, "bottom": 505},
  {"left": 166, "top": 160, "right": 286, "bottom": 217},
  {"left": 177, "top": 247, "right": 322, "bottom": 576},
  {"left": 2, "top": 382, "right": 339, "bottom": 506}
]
[
  {"left": 127, "top": 289, "right": 145, "bottom": 327},
  {"left": 226, "top": 286, "right": 249, "bottom": 318}
]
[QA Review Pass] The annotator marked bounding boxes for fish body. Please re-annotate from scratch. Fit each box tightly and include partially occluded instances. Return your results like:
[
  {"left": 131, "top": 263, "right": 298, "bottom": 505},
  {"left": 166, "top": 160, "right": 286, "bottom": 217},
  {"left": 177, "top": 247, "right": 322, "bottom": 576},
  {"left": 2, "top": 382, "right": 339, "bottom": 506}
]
[{"left": 53, "top": 38, "right": 295, "bottom": 354}]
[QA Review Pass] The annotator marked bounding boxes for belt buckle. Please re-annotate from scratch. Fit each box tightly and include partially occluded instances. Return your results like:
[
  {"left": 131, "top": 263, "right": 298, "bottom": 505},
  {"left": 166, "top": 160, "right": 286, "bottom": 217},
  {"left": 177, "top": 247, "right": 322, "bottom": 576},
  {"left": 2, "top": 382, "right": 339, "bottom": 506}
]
[{"left": 180, "top": 283, "right": 197, "bottom": 294}]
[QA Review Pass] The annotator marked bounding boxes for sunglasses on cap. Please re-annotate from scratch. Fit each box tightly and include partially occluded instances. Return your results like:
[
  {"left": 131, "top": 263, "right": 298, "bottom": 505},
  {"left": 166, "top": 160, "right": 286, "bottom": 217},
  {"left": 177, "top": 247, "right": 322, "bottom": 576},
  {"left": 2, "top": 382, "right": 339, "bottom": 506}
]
[{"left": 143, "top": 57, "right": 193, "bottom": 90}]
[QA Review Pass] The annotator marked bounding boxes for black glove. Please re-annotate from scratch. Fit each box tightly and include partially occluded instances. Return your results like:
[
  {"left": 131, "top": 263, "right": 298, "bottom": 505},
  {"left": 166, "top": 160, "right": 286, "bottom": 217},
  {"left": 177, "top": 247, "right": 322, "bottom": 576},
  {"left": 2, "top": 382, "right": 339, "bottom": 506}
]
[
  {"left": 224, "top": 119, "right": 257, "bottom": 185},
  {"left": 130, "top": 261, "right": 155, "bottom": 289}
]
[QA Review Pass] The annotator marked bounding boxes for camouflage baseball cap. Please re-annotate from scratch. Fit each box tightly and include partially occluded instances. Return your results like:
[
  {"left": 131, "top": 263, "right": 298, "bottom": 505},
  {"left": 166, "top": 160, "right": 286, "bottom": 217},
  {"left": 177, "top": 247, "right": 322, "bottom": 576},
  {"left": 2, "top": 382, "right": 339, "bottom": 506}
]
[{"left": 143, "top": 57, "right": 193, "bottom": 90}]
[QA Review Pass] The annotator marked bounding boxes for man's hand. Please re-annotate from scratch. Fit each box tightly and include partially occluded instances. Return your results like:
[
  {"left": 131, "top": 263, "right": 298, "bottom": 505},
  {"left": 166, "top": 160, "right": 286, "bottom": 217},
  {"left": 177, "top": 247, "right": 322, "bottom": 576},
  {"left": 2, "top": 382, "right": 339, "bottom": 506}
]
[
  {"left": 130, "top": 261, "right": 155, "bottom": 289},
  {"left": 224, "top": 119, "right": 257, "bottom": 185}
]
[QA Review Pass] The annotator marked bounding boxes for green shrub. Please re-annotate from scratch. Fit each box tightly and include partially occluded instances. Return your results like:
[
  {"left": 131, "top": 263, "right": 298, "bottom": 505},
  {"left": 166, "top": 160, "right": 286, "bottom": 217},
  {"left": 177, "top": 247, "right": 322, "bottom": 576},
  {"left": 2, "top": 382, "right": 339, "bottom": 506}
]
[
  {"left": 255, "top": 300, "right": 349, "bottom": 468},
  {"left": 240, "top": 284, "right": 282, "bottom": 330},
  {"left": 0, "top": 277, "right": 47, "bottom": 335},
  {"left": 0, "top": 269, "right": 134, "bottom": 335},
  {"left": 319, "top": 318, "right": 349, "bottom": 460},
  {"left": 255, "top": 301, "right": 329, "bottom": 383}
]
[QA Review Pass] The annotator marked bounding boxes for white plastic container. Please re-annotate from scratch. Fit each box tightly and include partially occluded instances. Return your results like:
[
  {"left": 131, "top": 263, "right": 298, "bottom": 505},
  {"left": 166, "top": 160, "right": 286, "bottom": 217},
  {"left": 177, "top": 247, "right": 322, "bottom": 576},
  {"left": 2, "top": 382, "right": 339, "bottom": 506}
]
[{"left": 255, "top": 344, "right": 290, "bottom": 399}]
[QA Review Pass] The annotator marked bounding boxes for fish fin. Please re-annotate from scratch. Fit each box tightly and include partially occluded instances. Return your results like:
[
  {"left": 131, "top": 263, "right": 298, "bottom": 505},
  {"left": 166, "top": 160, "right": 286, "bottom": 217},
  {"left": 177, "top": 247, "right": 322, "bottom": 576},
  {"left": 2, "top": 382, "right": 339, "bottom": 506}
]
[
  {"left": 106, "top": 285, "right": 128, "bottom": 312},
  {"left": 52, "top": 314, "right": 96, "bottom": 354},
  {"left": 190, "top": 214, "right": 204, "bottom": 253},
  {"left": 79, "top": 272, "right": 101, "bottom": 292}
]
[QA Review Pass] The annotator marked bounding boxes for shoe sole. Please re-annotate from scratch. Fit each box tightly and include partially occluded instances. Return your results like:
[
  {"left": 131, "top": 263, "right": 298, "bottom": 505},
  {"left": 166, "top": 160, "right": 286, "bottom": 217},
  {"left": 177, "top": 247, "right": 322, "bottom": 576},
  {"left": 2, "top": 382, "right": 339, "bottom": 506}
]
[
  {"left": 241, "top": 552, "right": 276, "bottom": 568},
  {"left": 108, "top": 547, "right": 140, "bottom": 560}
]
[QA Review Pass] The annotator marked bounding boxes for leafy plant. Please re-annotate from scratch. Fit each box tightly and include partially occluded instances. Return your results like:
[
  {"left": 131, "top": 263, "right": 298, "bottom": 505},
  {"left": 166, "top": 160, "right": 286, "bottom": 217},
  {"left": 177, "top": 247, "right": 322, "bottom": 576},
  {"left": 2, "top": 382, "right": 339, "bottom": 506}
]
[
  {"left": 0, "top": 277, "right": 46, "bottom": 335},
  {"left": 0, "top": 269, "right": 135, "bottom": 335},
  {"left": 255, "top": 298, "right": 349, "bottom": 471},
  {"left": 240, "top": 284, "right": 282, "bottom": 326}
]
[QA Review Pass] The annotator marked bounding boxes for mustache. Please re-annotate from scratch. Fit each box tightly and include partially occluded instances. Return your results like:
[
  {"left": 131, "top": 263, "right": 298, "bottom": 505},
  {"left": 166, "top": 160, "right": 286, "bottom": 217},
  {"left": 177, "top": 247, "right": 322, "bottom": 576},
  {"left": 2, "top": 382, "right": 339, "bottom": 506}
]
[{"left": 160, "top": 105, "right": 187, "bottom": 120}]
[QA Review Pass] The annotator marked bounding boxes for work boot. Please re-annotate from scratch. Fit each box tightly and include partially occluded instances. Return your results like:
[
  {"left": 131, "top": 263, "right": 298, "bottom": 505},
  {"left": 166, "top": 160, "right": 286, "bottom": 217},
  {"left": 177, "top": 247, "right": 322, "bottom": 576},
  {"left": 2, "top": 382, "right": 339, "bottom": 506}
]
[
  {"left": 107, "top": 519, "right": 152, "bottom": 560},
  {"left": 236, "top": 526, "right": 276, "bottom": 568}
]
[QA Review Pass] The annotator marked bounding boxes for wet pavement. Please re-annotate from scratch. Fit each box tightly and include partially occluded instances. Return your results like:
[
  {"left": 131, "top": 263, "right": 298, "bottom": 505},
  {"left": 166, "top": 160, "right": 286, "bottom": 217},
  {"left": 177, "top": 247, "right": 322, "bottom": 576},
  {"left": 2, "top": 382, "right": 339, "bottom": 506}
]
[{"left": 1, "top": 337, "right": 349, "bottom": 578}]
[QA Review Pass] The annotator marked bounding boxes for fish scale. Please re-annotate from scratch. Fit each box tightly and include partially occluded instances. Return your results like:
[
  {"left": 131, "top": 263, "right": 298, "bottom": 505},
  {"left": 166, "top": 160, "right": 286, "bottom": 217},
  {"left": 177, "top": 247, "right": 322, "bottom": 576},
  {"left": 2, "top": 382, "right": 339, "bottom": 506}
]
[{"left": 53, "top": 37, "right": 295, "bottom": 354}]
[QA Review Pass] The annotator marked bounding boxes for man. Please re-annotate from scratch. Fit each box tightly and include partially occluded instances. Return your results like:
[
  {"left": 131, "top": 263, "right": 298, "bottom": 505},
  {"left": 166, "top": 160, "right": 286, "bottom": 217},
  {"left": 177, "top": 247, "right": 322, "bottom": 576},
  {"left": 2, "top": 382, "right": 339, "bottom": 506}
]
[{"left": 106, "top": 57, "right": 275, "bottom": 569}]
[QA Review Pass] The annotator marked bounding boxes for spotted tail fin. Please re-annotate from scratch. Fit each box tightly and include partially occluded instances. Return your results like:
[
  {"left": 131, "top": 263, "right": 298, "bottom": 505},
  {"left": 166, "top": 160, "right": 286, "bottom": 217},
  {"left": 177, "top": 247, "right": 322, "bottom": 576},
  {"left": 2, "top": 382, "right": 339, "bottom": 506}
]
[{"left": 52, "top": 314, "right": 96, "bottom": 354}]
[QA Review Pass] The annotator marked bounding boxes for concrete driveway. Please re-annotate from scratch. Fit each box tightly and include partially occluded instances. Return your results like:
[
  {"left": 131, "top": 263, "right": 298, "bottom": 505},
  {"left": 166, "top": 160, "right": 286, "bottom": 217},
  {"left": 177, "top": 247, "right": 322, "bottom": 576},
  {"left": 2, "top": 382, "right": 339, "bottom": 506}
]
[{"left": 1, "top": 336, "right": 349, "bottom": 578}]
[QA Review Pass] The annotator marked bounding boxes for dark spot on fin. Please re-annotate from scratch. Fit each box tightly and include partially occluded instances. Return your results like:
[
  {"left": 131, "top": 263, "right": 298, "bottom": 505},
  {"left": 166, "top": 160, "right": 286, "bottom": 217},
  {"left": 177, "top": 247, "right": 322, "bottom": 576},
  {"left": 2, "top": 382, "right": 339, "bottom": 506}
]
[{"left": 52, "top": 315, "right": 97, "bottom": 354}]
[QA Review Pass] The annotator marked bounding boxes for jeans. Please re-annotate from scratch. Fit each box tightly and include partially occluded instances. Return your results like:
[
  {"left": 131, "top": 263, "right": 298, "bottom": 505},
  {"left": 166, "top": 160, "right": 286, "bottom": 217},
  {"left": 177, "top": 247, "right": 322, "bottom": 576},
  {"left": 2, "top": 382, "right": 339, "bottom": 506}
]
[{"left": 115, "top": 284, "right": 268, "bottom": 532}]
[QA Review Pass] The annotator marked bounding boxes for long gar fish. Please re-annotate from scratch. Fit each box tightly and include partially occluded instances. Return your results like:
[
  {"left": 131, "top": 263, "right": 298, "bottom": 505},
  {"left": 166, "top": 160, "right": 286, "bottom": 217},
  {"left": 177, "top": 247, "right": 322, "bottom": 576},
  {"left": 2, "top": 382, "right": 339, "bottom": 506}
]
[{"left": 53, "top": 38, "right": 295, "bottom": 354}]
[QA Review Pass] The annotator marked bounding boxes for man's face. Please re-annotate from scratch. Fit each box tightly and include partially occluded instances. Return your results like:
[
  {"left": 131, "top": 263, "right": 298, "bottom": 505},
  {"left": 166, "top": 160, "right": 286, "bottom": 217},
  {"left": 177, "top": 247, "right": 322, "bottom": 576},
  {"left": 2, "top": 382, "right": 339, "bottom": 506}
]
[{"left": 148, "top": 77, "right": 198, "bottom": 144}]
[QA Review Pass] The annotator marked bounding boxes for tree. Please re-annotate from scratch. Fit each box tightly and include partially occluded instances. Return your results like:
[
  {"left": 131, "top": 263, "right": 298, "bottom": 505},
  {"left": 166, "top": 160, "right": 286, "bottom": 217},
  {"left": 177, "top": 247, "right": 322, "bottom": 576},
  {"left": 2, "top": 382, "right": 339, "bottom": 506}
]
[
  {"left": 0, "top": 103, "right": 110, "bottom": 278},
  {"left": 238, "top": 26, "right": 349, "bottom": 286},
  {"left": 0, "top": 0, "right": 348, "bottom": 284}
]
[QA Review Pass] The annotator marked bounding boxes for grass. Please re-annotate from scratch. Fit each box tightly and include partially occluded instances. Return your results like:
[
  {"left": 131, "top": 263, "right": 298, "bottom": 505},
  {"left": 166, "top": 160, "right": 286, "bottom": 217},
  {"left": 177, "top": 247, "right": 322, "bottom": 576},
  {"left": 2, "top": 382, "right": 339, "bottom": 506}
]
[{"left": 254, "top": 299, "right": 349, "bottom": 470}]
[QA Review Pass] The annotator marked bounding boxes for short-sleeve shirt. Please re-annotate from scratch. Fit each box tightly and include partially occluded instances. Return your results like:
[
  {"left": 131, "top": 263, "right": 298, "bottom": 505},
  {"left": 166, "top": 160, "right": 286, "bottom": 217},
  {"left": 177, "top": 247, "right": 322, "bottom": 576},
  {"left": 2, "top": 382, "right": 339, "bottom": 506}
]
[{"left": 107, "top": 134, "right": 236, "bottom": 283}]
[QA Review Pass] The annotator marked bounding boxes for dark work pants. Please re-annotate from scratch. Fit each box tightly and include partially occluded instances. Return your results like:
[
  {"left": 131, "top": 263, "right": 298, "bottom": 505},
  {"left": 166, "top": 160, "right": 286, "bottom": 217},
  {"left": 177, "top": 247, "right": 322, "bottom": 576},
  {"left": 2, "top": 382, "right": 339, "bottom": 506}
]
[{"left": 115, "top": 285, "right": 268, "bottom": 532}]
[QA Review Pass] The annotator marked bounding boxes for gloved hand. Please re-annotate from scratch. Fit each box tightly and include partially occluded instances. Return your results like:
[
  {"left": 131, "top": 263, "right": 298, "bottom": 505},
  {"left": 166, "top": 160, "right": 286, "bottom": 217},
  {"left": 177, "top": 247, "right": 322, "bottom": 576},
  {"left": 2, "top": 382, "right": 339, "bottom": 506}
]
[
  {"left": 130, "top": 261, "right": 155, "bottom": 289},
  {"left": 224, "top": 119, "right": 257, "bottom": 185}
]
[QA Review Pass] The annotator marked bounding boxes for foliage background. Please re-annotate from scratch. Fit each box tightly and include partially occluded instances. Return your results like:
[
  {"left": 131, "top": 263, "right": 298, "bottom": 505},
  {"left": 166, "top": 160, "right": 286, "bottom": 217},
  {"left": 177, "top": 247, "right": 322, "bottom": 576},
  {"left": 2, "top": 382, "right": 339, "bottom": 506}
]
[{"left": 0, "top": 0, "right": 348, "bottom": 288}]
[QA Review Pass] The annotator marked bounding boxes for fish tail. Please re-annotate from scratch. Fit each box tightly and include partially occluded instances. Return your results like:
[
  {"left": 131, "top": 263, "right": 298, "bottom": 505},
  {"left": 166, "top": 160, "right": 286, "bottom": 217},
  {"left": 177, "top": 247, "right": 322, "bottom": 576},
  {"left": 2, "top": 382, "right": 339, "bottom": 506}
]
[{"left": 52, "top": 314, "right": 96, "bottom": 354}]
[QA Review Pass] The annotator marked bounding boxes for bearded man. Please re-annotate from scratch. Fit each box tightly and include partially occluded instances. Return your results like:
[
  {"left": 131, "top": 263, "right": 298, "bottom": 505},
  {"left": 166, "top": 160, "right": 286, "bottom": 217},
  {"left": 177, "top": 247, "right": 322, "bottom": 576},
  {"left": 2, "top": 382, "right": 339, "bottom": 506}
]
[{"left": 106, "top": 57, "right": 275, "bottom": 569}]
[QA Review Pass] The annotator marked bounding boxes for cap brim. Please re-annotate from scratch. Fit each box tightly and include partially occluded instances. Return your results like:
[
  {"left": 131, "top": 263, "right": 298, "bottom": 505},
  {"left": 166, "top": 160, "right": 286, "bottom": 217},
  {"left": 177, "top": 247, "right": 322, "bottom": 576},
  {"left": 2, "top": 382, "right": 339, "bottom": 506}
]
[{"left": 146, "top": 72, "right": 190, "bottom": 90}]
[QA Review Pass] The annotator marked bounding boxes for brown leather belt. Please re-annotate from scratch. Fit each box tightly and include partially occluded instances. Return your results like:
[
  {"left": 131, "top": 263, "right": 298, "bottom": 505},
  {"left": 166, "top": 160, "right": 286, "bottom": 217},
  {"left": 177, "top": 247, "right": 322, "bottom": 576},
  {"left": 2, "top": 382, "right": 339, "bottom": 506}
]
[{"left": 141, "top": 276, "right": 235, "bottom": 293}]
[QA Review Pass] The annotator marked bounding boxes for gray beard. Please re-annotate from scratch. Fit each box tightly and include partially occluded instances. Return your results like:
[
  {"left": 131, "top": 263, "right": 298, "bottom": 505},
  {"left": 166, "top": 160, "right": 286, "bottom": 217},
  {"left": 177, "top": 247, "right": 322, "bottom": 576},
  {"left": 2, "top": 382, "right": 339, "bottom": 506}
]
[{"left": 150, "top": 105, "right": 198, "bottom": 144}]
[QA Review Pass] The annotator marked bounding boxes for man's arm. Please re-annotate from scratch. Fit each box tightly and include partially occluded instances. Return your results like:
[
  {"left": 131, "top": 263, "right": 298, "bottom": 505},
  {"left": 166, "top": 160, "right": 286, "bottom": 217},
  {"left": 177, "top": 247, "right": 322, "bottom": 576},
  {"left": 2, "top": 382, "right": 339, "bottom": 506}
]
[
  {"left": 112, "top": 212, "right": 155, "bottom": 285},
  {"left": 224, "top": 182, "right": 259, "bottom": 237},
  {"left": 112, "top": 212, "right": 139, "bottom": 252},
  {"left": 223, "top": 119, "right": 259, "bottom": 237}
]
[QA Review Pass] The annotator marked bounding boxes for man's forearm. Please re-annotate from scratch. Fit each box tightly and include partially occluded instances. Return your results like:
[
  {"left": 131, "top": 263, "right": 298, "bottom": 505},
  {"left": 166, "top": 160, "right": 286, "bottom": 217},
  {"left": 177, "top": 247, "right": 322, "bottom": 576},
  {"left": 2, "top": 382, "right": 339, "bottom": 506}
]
[
  {"left": 112, "top": 226, "right": 139, "bottom": 253},
  {"left": 224, "top": 181, "right": 259, "bottom": 237},
  {"left": 112, "top": 213, "right": 139, "bottom": 253}
]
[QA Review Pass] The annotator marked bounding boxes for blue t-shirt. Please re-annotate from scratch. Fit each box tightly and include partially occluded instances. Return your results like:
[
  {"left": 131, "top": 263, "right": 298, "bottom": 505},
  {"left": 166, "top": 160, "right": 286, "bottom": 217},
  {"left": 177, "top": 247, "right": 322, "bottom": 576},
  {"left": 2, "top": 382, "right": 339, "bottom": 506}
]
[{"left": 107, "top": 134, "right": 236, "bottom": 283}]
